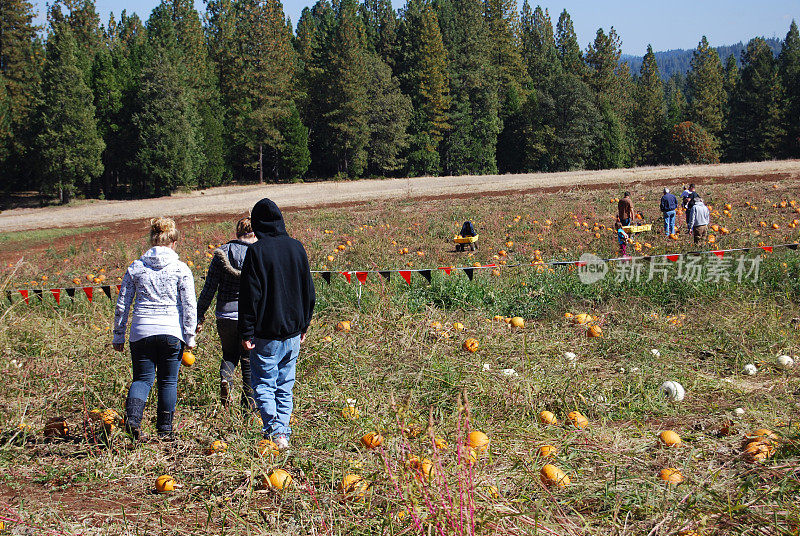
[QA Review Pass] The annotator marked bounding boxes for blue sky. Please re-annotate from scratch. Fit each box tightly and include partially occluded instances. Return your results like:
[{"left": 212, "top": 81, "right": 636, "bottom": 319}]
[{"left": 33, "top": 0, "right": 799, "bottom": 56}]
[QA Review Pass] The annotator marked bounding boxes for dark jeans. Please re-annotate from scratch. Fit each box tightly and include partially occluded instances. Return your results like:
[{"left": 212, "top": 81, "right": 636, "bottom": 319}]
[
  {"left": 216, "top": 318, "right": 255, "bottom": 408},
  {"left": 127, "top": 334, "right": 182, "bottom": 434}
]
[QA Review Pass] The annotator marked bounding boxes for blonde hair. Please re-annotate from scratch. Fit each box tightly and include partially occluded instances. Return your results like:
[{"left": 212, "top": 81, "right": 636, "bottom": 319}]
[
  {"left": 236, "top": 217, "right": 253, "bottom": 238},
  {"left": 149, "top": 217, "right": 179, "bottom": 246}
]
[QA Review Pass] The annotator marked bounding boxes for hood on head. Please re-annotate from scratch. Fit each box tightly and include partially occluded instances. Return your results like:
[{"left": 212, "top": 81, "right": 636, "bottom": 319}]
[
  {"left": 140, "top": 246, "right": 179, "bottom": 270},
  {"left": 251, "top": 198, "right": 287, "bottom": 238}
]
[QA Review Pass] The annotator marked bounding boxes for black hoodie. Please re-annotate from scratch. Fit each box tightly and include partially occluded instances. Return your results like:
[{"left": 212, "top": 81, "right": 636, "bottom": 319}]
[{"left": 238, "top": 198, "right": 316, "bottom": 341}]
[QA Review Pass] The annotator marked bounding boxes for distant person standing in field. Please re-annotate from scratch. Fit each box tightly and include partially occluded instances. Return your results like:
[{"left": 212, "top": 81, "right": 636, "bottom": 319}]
[
  {"left": 660, "top": 187, "right": 679, "bottom": 235},
  {"left": 113, "top": 218, "right": 197, "bottom": 441},
  {"left": 239, "top": 199, "right": 315, "bottom": 450},
  {"left": 196, "top": 217, "right": 257, "bottom": 409},
  {"left": 618, "top": 192, "right": 634, "bottom": 226},
  {"left": 687, "top": 196, "right": 710, "bottom": 244},
  {"left": 681, "top": 183, "right": 696, "bottom": 227}
]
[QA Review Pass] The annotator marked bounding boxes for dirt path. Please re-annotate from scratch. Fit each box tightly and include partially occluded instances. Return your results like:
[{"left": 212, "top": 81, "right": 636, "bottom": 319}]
[{"left": 1, "top": 160, "right": 799, "bottom": 232}]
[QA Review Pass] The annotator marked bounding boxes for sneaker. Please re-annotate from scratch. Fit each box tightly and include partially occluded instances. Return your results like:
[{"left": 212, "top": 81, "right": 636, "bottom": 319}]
[{"left": 274, "top": 436, "right": 289, "bottom": 450}]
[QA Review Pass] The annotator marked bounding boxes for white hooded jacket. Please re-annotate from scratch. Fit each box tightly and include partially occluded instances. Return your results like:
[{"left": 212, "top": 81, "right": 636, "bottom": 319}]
[{"left": 113, "top": 246, "right": 197, "bottom": 346}]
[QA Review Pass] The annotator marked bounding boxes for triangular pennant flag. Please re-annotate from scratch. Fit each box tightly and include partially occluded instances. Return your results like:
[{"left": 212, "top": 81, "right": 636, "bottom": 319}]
[
  {"left": 116, "top": 284, "right": 121, "bottom": 293},
  {"left": 102, "top": 285, "right": 112, "bottom": 300},
  {"left": 462, "top": 268, "right": 474, "bottom": 281},
  {"left": 66, "top": 288, "right": 76, "bottom": 300},
  {"left": 355, "top": 272, "right": 368, "bottom": 284},
  {"left": 399, "top": 271, "right": 412, "bottom": 285},
  {"left": 379, "top": 271, "right": 391, "bottom": 280},
  {"left": 19, "top": 289, "right": 29, "bottom": 304},
  {"left": 33, "top": 289, "right": 43, "bottom": 301},
  {"left": 666, "top": 254, "right": 680, "bottom": 262},
  {"left": 575, "top": 261, "right": 586, "bottom": 267},
  {"left": 83, "top": 287, "right": 93, "bottom": 302},
  {"left": 419, "top": 270, "right": 432, "bottom": 283},
  {"left": 340, "top": 272, "right": 351, "bottom": 284},
  {"left": 439, "top": 266, "right": 453, "bottom": 275},
  {"left": 788, "top": 243, "right": 799, "bottom": 251},
  {"left": 712, "top": 250, "right": 724, "bottom": 259},
  {"left": 761, "top": 246, "right": 773, "bottom": 253},
  {"left": 50, "top": 288, "right": 61, "bottom": 305},
  {"left": 320, "top": 272, "right": 331, "bottom": 284}
]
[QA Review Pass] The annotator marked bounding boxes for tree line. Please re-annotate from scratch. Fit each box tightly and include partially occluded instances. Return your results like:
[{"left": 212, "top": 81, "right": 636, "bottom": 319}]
[{"left": 1, "top": 0, "right": 799, "bottom": 202}]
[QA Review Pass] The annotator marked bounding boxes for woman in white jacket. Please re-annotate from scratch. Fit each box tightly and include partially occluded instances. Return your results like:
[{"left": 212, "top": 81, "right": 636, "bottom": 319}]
[{"left": 112, "top": 218, "right": 196, "bottom": 440}]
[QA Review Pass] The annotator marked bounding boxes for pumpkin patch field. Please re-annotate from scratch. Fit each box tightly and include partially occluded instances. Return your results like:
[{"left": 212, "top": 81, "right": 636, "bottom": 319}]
[{"left": 0, "top": 178, "right": 799, "bottom": 535}]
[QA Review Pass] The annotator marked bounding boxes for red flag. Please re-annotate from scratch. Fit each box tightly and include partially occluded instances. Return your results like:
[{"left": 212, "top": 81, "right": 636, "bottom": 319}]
[
  {"left": 666, "top": 255, "right": 680, "bottom": 262},
  {"left": 339, "top": 272, "right": 351, "bottom": 284},
  {"left": 50, "top": 288, "right": 61, "bottom": 305},
  {"left": 575, "top": 261, "right": 586, "bottom": 267},
  {"left": 399, "top": 271, "right": 412, "bottom": 285},
  {"left": 116, "top": 284, "right": 121, "bottom": 293},
  {"left": 19, "top": 289, "right": 29, "bottom": 304},
  {"left": 761, "top": 246, "right": 773, "bottom": 253},
  {"left": 712, "top": 250, "right": 724, "bottom": 259},
  {"left": 439, "top": 266, "right": 453, "bottom": 275},
  {"left": 355, "top": 272, "right": 368, "bottom": 284},
  {"left": 83, "top": 287, "right": 93, "bottom": 302},
  {"left": 483, "top": 263, "right": 497, "bottom": 268}
]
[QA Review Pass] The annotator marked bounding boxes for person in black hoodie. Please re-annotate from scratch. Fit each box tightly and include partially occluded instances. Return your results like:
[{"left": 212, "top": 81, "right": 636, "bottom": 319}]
[{"left": 239, "top": 198, "right": 315, "bottom": 449}]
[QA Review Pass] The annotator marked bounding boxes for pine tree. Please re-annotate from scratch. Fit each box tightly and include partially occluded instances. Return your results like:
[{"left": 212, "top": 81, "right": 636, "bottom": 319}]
[
  {"left": 277, "top": 103, "right": 310, "bottom": 180},
  {"left": 0, "top": 73, "right": 10, "bottom": 162},
  {"left": 555, "top": 9, "right": 584, "bottom": 78},
  {"left": 778, "top": 20, "right": 800, "bottom": 157},
  {"left": 396, "top": 0, "right": 450, "bottom": 175},
  {"left": 0, "top": 0, "right": 40, "bottom": 184},
  {"left": 520, "top": 3, "right": 560, "bottom": 88},
  {"left": 130, "top": 5, "right": 197, "bottom": 196},
  {"left": 361, "top": 0, "right": 398, "bottom": 67},
  {"left": 720, "top": 54, "right": 738, "bottom": 156},
  {"left": 548, "top": 72, "right": 600, "bottom": 169},
  {"left": 484, "top": 0, "right": 529, "bottom": 114},
  {"left": 586, "top": 27, "right": 633, "bottom": 167},
  {"left": 727, "top": 37, "right": 785, "bottom": 161},
  {"left": 89, "top": 45, "right": 122, "bottom": 196},
  {"left": 665, "top": 73, "right": 686, "bottom": 127},
  {"left": 364, "top": 51, "right": 411, "bottom": 175},
  {"left": 34, "top": 22, "right": 104, "bottom": 203},
  {"left": 166, "top": 0, "right": 226, "bottom": 186},
  {"left": 685, "top": 36, "right": 724, "bottom": 137},
  {"left": 50, "top": 0, "right": 102, "bottom": 81},
  {"left": 633, "top": 45, "right": 666, "bottom": 164},
  {"left": 436, "top": 0, "right": 500, "bottom": 175}
]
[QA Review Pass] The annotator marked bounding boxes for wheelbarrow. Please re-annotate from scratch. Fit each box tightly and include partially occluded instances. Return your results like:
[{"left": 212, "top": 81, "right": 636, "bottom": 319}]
[{"left": 454, "top": 234, "right": 479, "bottom": 252}]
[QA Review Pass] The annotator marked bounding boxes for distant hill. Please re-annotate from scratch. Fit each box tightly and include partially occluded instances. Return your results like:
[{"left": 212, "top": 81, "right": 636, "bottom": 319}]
[{"left": 623, "top": 38, "right": 782, "bottom": 79}]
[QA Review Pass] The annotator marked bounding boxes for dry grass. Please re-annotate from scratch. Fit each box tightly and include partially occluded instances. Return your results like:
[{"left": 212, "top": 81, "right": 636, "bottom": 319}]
[{"left": 0, "top": 178, "right": 799, "bottom": 535}]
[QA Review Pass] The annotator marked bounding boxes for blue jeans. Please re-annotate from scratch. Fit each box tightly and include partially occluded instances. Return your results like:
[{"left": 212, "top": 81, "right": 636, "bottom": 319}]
[
  {"left": 250, "top": 336, "right": 300, "bottom": 438},
  {"left": 127, "top": 335, "right": 182, "bottom": 433},
  {"left": 663, "top": 210, "right": 676, "bottom": 235}
]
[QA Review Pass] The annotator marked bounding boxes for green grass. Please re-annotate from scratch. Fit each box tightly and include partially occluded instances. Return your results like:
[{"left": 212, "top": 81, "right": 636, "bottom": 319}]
[
  {"left": 0, "top": 179, "right": 798, "bottom": 535},
  {"left": 0, "top": 226, "right": 106, "bottom": 246}
]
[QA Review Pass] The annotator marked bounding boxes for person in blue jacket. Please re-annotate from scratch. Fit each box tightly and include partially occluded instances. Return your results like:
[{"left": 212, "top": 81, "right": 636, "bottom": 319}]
[{"left": 660, "top": 187, "right": 679, "bottom": 236}]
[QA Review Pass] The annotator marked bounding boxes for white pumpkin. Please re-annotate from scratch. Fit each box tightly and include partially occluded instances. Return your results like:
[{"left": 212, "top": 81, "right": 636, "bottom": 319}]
[
  {"left": 660, "top": 381, "right": 685, "bottom": 402},
  {"left": 563, "top": 352, "right": 577, "bottom": 361},
  {"left": 776, "top": 355, "right": 795, "bottom": 369},
  {"left": 743, "top": 363, "right": 758, "bottom": 375},
  {"left": 650, "top": 349, "right": 661, "bottom": 358},
  {"left": 733, "top": 407, "right": 745, "bottom": 416}
]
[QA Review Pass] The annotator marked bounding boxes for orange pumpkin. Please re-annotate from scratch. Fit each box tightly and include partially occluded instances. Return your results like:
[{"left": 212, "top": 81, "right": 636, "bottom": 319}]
[
  {"left": 538, "top": 411, "right": 558, "bottom": 425},
  {"left": 181, "top": 350, "right": 196, "bottom": 367},
  {"left": 537, "top": 444, "right": 557, "bottom": 458},
  {"left": 467, "top": 430, "right": 490, "bottom": 451},
  {"left": 462, "top": 338, "right": 479, "bottom": 352},
  {"left": 265, "top": 468, "right": 292, "bottom": 490},
  {"left": 586, "top": 325, "right": 603, "bottom": 338},
  {"left": 336, "top": 320, "right": 351, "bottom": 332},
  {"left": 659, "top": 467, "right": 684, "bottom": 485},
  {"left": 540, "top": 464, "right": 570, "bottom": 487},
  {"left": 257, "top": 439, "right": 280, "bottom": 457},
  {"left": 361, "top": 432, "right": 383, "bottom": 449},
  {"left": 659, "top": 430, "right": 682, "bottom": 447},
  {"left": 340, "top": 474, "right": 369, "bottom": 500},
  {"left": 155, "top": 475, "right": 176, "bottom": 493},
  {"left": 743, "top": 440, "right": 775, "bottom": 462},
  {"left": 567, "top": 411, "right": 588, "bottom": 429}
]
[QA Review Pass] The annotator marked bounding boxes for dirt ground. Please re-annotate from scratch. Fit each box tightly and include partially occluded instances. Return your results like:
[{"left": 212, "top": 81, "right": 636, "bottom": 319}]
[{"left": 1, "top": 160, "right": 799, "bottom": 234}]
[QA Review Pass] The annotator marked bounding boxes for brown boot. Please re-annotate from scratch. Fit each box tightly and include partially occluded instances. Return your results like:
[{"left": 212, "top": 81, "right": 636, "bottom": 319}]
[{"left": 220, "top": 380, "right": 231, "bottom": 407}]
